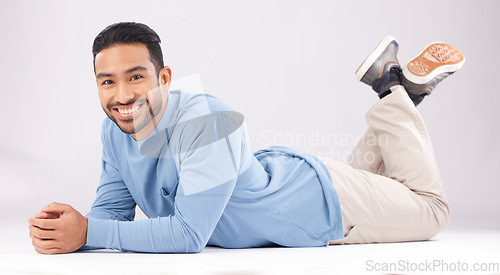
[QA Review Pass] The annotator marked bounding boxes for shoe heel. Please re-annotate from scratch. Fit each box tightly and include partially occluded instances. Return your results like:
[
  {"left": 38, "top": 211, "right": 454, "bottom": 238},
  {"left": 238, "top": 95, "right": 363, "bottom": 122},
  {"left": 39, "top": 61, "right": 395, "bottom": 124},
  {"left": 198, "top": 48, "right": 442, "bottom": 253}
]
[{"left": 355, "top": 35, "right": 399, "bottom": 82}]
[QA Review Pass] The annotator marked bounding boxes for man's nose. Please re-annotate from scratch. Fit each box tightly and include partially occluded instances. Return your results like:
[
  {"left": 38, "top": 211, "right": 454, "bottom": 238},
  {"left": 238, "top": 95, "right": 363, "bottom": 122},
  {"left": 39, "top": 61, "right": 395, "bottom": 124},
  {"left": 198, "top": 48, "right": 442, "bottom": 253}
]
[{"left": 115, "top": 84, "right": 135, "bottom": 104}]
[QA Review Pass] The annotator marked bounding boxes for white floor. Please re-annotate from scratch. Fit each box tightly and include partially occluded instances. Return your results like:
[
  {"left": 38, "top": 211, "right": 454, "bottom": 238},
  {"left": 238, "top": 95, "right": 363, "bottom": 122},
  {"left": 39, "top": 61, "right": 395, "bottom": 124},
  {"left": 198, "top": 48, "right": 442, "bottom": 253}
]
[{"left": 1, "top": 223, "right": 499, "bottom": 275}]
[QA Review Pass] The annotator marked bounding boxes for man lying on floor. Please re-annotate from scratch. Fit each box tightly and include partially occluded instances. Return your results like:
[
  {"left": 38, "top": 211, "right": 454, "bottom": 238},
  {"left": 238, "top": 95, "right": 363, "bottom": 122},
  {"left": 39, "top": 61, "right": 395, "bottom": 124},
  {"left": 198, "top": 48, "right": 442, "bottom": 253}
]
[{"left": 28, "top": 22, "right": 465, "bottom": 254}]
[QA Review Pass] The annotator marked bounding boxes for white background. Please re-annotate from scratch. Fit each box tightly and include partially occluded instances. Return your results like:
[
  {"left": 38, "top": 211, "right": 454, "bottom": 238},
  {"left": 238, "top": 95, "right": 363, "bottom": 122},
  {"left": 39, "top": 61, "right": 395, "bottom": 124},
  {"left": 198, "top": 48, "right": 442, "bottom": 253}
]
[{"left": 0, "top": 0, "right": 498, "bottom": 231}]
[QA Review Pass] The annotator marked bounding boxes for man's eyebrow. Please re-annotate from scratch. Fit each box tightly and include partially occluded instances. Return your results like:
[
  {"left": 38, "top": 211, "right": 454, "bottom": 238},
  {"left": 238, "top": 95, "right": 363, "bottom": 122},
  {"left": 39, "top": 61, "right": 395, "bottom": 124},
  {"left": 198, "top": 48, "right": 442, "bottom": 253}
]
[
  {"left": 125, "top": 66, "right": 148, "bottom": 74},
  {"left": 96, "top": 66, "right": 149, "bottom": 79},
  {"left": 96, "top": 72, "right": 113, "bottom": 79}
]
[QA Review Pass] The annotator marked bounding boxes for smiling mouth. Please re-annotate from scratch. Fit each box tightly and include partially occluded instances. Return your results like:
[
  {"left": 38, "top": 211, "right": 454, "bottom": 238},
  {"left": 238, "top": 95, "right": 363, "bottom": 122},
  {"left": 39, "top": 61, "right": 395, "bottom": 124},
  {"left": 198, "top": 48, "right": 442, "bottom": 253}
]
[
  {"left": 112, "top": 103, "right": 145, "bottom": 119},
  {"left": 116, "top": 105, "right": 140, "bottom": 114}
]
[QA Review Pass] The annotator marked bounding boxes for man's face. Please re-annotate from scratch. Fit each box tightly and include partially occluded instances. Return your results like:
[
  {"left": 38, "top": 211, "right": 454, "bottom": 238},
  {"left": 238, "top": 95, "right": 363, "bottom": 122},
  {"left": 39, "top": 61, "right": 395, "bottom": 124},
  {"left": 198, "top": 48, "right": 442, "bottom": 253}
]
[{"left": 94, "top": 43, "right": 167, "bottom": 136}]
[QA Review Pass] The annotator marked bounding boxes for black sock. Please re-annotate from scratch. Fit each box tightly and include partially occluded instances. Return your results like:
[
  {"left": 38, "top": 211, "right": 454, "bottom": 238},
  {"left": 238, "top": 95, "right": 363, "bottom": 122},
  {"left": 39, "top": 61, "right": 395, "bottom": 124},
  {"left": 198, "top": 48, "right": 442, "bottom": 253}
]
[{"left": 379, "top": 90, "right": 392, "bottom": 99}]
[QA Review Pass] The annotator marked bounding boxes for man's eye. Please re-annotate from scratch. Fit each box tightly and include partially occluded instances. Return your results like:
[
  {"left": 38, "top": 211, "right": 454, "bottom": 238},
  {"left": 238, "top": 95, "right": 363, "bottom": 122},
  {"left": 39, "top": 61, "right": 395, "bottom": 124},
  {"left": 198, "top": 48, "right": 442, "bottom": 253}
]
[
  {"left": 102, "top": 80, "right": 113, "bottom": 85},
  {"left": 131, "top": 75, "right": 143, "bottom": 81}
]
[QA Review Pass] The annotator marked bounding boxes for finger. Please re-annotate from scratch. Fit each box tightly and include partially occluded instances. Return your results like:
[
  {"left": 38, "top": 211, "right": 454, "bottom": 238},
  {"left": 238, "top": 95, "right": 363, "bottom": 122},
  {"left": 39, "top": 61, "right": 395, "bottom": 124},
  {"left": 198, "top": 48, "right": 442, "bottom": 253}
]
[
  {"left": 35, "top": 211, "right": 60, "bottom": 219},
  {"left": 28, "top": 217, "right": 58, "bottom": 230},
  {"left": 32, "top": 236, "right": 59, "bottom": 250},
  {"left": 29, "top": 225, "right": 57, "bottom": 240},
  {"left": 41, "top": 202, "right": 71, "bottom": 214},
  {"left": 33, "top": 243, "right": 62, "bottom": 255}
]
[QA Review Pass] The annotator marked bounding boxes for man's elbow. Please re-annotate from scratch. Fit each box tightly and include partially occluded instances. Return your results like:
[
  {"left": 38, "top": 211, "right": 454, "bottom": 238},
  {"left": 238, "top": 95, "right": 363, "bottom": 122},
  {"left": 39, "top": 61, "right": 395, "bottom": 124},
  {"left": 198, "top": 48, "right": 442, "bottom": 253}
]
[
  {"left": 182, "top": 237, "right": 206, "bottom": 253},
  {"left": 155, "top": 235, "right": 206, "bottom": 253},
  {"left": 187, "top": 244, "right": 205, "bottom": 254},
  {"left": 154, "top": 243, "right": 204, "bottom": 254}
]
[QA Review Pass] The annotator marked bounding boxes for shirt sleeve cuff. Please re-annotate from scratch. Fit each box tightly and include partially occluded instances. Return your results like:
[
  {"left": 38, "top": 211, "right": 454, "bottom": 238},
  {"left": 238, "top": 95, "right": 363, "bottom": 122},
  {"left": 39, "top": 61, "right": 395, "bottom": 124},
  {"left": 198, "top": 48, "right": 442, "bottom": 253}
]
[{"left": 85, "top": 217, "right": 113, "bottom": 248}]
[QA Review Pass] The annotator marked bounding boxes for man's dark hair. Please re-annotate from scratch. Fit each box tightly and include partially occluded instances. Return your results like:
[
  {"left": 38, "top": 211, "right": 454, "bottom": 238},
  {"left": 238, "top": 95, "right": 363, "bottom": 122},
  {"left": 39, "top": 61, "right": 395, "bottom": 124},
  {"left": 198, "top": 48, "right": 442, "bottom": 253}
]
[{"left": 92, "top": 22, "right": 164, "bottom": 75}]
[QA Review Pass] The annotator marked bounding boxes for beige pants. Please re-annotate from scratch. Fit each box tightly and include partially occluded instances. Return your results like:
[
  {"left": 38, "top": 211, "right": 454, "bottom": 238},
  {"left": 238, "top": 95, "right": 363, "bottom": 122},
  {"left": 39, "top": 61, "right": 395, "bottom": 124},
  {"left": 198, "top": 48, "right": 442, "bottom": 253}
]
[{"left": 320, "top": 85, "right": 450, "bottom": 245}]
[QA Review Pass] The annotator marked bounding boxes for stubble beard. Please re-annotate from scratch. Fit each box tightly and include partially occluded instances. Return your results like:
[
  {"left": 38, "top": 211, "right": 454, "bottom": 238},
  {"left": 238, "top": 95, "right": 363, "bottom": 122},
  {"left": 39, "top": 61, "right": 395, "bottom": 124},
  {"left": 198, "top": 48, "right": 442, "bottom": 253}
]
[{"left": 103, "top": 90, "right": 163, "bottom": 135}]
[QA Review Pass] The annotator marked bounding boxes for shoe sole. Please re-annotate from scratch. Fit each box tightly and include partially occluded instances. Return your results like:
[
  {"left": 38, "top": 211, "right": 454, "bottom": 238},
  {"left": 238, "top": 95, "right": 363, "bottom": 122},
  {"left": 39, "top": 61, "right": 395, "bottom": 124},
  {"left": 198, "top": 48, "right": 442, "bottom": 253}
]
[
  {"left": 403, "top": 42, "right": 465, "bottom": 84},
  {"left": 355, "top": 35, "right": 398, "bottom": 81}
]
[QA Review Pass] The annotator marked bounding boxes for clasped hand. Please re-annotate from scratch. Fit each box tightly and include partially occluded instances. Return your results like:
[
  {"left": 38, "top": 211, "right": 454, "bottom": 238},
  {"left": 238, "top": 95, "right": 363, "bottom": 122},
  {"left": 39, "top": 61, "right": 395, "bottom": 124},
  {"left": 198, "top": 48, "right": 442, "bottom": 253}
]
[{"left": 28, "top": 202, "right": 88, "bottom": 254}]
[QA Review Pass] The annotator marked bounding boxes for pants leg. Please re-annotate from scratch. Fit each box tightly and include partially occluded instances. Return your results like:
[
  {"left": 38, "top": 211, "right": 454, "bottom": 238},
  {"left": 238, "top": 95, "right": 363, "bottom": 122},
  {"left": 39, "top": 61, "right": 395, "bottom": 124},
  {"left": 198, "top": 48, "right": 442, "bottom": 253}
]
[
  {"left": 321, "top": 85, "right": 450, "bottom": 244},
  {"left": 346, "top": 127, "right": 386, "bottom": 176}
]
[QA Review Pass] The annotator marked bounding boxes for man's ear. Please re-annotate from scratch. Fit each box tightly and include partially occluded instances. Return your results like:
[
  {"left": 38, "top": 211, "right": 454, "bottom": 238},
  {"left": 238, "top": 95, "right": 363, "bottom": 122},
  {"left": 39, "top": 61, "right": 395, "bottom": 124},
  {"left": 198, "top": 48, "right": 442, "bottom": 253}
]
[{"left": 159, "top": 66, "right": 172, "bottom": 92}]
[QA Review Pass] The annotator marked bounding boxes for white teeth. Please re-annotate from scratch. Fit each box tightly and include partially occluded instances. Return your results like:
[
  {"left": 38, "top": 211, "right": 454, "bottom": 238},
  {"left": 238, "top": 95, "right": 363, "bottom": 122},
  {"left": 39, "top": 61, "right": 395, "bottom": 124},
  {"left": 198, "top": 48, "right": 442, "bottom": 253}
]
[{"left": 117, "top": 105, "right": 140, "bottom": 114}]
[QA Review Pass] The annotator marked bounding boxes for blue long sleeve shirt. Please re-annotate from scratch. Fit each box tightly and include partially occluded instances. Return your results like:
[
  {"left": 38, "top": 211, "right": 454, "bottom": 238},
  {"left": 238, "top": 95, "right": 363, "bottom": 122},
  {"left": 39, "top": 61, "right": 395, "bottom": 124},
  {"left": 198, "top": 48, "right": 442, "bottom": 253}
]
[{"left": 83, "top": 89, "right": 343, "bottom": 253}]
